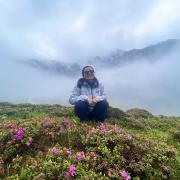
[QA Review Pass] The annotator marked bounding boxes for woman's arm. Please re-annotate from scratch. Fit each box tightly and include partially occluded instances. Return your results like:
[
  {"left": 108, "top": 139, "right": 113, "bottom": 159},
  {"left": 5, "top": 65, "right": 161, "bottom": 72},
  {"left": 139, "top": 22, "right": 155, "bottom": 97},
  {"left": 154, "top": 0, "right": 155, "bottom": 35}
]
[
  {"left": 93, "top": 84, "right": 107, "bottom": 102},
  {"left": 69, "top": 86, "right": 88, "bottom": 105}
]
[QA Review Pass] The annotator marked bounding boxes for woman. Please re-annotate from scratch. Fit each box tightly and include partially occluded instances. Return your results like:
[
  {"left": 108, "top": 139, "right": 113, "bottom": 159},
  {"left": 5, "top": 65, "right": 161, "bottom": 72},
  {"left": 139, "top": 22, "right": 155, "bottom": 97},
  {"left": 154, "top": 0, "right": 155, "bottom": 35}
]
[{"left": 69, "top": 65, "right": 109, "bottom": 122}]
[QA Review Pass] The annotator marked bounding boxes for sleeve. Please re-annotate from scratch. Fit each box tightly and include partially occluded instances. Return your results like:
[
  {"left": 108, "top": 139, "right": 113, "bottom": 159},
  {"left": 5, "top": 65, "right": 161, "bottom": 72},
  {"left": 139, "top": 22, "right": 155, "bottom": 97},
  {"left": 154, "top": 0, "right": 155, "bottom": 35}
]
[
  {"left": 69, "top": 86, "right": 88, "bottom": 105},
  {"left": 95, "top": 84, "right": 108, "bottom": 102}
]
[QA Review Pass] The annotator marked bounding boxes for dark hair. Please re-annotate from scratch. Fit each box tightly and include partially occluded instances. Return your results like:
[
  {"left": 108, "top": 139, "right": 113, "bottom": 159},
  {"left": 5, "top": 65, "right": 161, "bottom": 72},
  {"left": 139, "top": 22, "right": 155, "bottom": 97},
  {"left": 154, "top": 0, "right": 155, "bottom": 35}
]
[
  {"left": 82, "top": 65, "right": 94, "bottom": 77},
  {"left": 77, "top": 77, "right": 99, "bottom": 88}
]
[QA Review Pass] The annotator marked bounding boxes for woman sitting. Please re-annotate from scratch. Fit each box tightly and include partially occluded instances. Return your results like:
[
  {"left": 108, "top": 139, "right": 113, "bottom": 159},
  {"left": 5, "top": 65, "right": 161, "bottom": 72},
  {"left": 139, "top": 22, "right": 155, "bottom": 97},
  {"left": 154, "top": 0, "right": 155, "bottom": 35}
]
[{"left": 69, "top": 65, "right": 109, "bottom": 122}]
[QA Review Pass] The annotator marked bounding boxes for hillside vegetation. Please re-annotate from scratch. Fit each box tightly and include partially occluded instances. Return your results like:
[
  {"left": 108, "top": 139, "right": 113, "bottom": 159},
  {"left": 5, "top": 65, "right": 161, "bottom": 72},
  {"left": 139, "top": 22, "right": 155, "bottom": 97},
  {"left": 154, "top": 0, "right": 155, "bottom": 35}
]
[{"left": 0, "top": 102, "right": 179, "bottom": 179}]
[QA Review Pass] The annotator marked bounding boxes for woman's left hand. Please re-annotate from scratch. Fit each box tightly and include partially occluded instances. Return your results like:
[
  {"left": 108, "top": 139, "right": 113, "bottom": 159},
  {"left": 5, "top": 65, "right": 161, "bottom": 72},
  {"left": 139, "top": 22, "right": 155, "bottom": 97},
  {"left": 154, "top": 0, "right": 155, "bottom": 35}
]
[{"left": 92, "top": 96, "right": 101, "bottom": 103}]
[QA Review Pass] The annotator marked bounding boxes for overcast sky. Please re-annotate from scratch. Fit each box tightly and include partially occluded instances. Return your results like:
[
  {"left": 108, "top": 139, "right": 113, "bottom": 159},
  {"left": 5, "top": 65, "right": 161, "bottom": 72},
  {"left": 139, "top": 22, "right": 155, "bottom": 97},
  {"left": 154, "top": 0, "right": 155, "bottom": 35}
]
[{"left": 0, "top": 0, "right": 180, "bottom": 115}]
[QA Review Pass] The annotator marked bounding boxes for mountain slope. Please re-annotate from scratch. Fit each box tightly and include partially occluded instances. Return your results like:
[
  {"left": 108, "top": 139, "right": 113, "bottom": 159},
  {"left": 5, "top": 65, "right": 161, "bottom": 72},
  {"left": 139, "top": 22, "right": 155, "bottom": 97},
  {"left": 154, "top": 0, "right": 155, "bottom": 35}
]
[
  {"left": 88, "top": 39, "right": 180, "bottom": 67},
  {"left": 22, "top": 39, "right": 180, "bottom": 76}
]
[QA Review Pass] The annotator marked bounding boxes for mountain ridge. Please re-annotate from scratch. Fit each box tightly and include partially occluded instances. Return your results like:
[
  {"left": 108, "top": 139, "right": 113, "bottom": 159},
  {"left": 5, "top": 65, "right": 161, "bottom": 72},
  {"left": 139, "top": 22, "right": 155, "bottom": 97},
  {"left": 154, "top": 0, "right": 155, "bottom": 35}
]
[
  {"left": 21, "top": 39, "right": 180, "bottom": 76},
  {"left": 88, "top": 38, "right": 180, "bottom": 67}
]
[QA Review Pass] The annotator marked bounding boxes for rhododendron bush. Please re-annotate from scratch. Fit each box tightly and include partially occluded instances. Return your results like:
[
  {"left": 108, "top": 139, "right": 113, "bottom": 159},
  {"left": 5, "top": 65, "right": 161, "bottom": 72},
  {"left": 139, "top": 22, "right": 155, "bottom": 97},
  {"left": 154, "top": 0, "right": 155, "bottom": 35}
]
[{"left": 0, "top": 103, "right": 179, "bottom": 179}]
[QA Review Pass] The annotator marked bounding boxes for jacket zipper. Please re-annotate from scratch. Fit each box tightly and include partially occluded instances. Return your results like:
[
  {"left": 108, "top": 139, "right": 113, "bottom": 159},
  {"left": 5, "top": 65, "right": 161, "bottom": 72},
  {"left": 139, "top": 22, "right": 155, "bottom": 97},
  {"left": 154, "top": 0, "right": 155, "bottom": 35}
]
[{"left": 90, "top": 87, "right": 93, "bottom": 99}]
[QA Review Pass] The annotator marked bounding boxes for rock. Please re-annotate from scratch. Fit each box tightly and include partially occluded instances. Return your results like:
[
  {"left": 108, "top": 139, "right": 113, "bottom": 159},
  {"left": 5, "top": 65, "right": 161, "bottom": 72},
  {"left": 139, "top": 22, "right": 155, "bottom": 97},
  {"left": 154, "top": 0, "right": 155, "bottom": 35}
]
[
  {"left": 126, "top": 108, "right": 153, "bottom": 118},
  {"left": 107, "top": 106, "right": 129, "bottom": 119}
]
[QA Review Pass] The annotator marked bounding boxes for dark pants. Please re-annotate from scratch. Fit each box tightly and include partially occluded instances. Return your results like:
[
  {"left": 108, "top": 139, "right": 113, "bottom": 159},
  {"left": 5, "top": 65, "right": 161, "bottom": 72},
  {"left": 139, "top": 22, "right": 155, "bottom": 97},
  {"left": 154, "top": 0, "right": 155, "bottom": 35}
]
[{"left": 74, "top": 100, "right": 109, "bottom": 122}]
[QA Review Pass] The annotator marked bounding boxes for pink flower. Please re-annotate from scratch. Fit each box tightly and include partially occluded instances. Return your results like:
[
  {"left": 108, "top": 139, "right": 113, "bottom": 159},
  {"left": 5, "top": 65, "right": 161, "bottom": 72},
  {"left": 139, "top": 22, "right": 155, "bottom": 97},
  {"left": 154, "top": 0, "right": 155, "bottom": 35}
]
[
  {"left": 0, "top": 159, "right": 4, "bottom": 164},
  {"left": 60, "top": 127, "right": 65, "bottom": 132},
  {"left": 97, "top": 123, "right": 108, "bottom": 134},
  {"left": 66, "top": 150, "right": 72, "bottom": 157},
  {"left": 65, "top": 171, "right": 70, "bottom": 179},
  {"left": 25, "top": 137, "right": 32, "bottom": 146},
  {"left": 69, "top": 164, "right": 75, "bottom": 176},
  {"left": 65, "top": 164, "right": 75, "bottom": 179},
  {"left": 76, "top": 151, "right": 84, "bottom": 162},
  {"left": 57, "top": 124, "right": 65, "bottom": 132},
  {"left": 4, "top": 123, "right": 16, "bottom": 129},
  {"left": 120, "top": 170, "right": 130, "bottom": 180},
  {"left": 14, "top": 128, "right": 24, "bottom": 140},
  {"left": 112, "top": 127, "right": 121, "bottom": 133},
  {"left": 50, "top": 147, "right": 59, "bottom": 155},
  {"left": 63, "top": 118, "right": 72, "bottom": 128},
  {"left": 16, "top": 128, "right": 24, "bottom": 135},
  {"left": 15, "top": 135, "right": 23, "bottom": 140},
  {"left": 41, "top": 119, "right": 52, "bottom": 127},
  {"left": 25, "top": 142, "right": 31, "bottom": 146},
  {"left": 47, "top": 131, "right": 55, "bottom": 138}
]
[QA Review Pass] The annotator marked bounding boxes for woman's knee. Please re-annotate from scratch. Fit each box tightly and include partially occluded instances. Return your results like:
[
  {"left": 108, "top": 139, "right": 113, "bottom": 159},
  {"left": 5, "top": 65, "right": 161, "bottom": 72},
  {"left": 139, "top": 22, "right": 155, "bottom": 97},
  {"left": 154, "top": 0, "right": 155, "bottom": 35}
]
[
  {"left": 95, "top": 100, "right": 109, "bottom": 109},
  {"left": 75, "top": 100, "right": 88, "bottom": 110}
]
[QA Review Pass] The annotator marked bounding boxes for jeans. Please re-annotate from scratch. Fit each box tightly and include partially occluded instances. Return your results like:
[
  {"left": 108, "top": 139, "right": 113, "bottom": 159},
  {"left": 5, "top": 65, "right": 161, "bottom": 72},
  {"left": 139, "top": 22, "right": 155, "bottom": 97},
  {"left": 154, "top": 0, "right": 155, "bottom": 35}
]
[{"left": 74, "top": 100, "right": 109, "bottom": 122}]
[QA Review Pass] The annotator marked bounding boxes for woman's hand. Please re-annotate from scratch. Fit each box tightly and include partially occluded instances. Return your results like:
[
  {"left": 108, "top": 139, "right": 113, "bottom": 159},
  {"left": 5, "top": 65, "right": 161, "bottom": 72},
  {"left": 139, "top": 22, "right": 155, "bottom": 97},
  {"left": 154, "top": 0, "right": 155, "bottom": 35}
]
[
  {"left": 92, "top": 96, "right": 101, "bottom": 103},
  {"left": 87, "top": 97, "right": 94, "bottom": 105},
  {"left": 87, "top": 96, "right": 102, "bottom": 104},
  {"left": 92, "top": 98, "right": 98, "bottom": 104}
]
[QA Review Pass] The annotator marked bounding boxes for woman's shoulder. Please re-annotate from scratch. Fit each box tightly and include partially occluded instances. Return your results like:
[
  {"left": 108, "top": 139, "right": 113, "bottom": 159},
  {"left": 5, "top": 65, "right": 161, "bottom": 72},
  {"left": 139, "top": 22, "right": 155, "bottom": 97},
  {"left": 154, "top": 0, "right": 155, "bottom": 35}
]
[
  {"left": 98, "top": 82, "right": 104, "bottom": 88},
  {"left": 77, "top": 78, "right": 85, "bottom": 88}
]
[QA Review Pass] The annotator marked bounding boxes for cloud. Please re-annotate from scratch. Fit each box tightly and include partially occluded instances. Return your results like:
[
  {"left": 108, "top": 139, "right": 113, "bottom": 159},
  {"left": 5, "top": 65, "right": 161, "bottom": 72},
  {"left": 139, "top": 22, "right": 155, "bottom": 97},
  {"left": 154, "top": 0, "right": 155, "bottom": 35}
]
[
  {"left": 134, "top": 0, "right": 180, "bottom": 37},
  {"left": 28, "top": 32, "right": 58, "bottom": 59},
  {"left": 0, "top": 0, "right": 180, "bottom": 115},
  {"left": 1, "top": 0, "right": 180, "bottom": 61}
]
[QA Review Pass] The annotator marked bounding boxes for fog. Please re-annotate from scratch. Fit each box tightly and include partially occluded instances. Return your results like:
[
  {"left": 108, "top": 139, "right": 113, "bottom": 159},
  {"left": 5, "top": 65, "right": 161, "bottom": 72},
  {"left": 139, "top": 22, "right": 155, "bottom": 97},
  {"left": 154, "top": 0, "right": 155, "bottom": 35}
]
[{"left": 0, "top": 0, "right": 180, "bottom": 115}]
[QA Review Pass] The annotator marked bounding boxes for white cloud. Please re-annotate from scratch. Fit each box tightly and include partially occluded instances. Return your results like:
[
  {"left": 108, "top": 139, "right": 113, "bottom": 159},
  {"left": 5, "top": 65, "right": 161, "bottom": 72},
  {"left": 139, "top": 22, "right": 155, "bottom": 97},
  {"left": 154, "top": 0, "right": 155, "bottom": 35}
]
[
  {"left": 135, "top": 0, "right": 180, "bottom": 37},
  {"left": 29, "top": 32, "right": 58, "bottom": 59},
  {"left": 1, "top": 0, "right": 180, "bottom": 58},
  {"left": 71, "top": 12, "right": 88, "bottom": 33}
]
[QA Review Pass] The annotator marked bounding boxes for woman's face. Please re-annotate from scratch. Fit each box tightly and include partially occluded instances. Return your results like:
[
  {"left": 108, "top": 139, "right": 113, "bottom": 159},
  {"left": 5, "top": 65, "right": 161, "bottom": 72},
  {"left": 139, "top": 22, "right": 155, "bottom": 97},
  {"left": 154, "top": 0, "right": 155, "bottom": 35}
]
[{"left": 83, "top": 67, "right": 95, "bottom": 79}]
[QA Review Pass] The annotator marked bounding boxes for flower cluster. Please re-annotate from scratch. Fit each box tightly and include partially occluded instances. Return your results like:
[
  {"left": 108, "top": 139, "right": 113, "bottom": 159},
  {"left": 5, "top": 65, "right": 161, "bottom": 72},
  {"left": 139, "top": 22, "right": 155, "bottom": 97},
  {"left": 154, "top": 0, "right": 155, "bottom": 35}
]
[
  {"left": 75, "top": 151, "right": 84, "bottom": 162},
  {"left": 112, "top": 126, "right": 121, "bottom": 133},
  {"left": 4, "top": 123, "right": 16, "bottom": 129},
  {"left": 66, "top": 149, "right": 72, "bottom": 158},
  {"left": 63, "top": 149, "right": 84, "bottom": 178},
  {"left": 65, "top": 164, "right": 75, "bottom": 179},
  {"left": 97, "top": 123, "right": 109, "bottom": 134},
  {"left": 50, "top": 147, "right": 59, "bottom": 155},
  {"left": 120, "top": 170, "right": 130, "bottom": 180},
  {"left": 56, "top": 124, "right": 65, "bottom": 132},
  {"left": 63, "top": 118, "right": 72, "bottom": 129},
  {"left": 14, "top": 128, "right": 24, "bottom": 140},
  {"left": 41, "top": 119, "right": 52, "bottom": 127}
]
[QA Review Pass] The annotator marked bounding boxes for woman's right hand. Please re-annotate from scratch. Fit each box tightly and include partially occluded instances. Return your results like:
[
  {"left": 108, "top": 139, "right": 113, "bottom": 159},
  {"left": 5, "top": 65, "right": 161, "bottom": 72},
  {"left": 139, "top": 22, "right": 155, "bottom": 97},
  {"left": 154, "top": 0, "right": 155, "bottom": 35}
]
[{"left": 87, "top": 97, "right": 93, "bottom": 105}]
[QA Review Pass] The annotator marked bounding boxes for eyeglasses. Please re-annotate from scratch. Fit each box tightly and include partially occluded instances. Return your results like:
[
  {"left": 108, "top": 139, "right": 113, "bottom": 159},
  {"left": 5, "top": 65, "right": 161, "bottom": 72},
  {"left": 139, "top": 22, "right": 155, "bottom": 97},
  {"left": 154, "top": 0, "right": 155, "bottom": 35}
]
[{"left": 84, "top": 70, "right": 94, "bottom": 74}]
